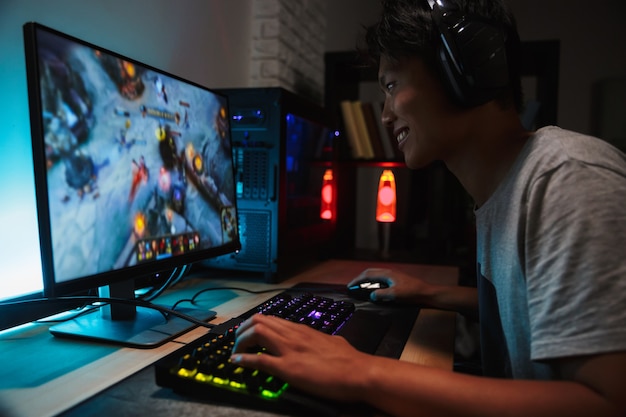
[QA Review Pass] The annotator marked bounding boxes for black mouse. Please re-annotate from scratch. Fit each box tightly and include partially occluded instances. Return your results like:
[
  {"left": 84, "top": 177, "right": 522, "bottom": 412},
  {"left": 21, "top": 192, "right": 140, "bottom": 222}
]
[{"left": 347, "top": 278, "right": 390, "bottom": 301}]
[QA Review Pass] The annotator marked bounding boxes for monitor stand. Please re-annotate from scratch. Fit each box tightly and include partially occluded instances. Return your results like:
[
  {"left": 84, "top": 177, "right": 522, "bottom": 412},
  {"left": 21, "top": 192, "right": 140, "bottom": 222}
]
[{"left": 49, "top": 280, "right": 215, "bottom": 348}]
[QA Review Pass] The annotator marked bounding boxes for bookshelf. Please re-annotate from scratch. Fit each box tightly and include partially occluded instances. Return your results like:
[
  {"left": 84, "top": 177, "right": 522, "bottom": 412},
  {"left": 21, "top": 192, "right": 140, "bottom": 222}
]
[{"left": 323, "top": 42, "right": 559, "bottom": 267}]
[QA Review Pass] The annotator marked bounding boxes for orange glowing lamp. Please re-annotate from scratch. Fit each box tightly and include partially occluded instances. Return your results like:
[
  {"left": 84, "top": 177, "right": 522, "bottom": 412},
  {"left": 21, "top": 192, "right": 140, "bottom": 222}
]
[
  {"left": 376, "top": 169, "right": 396, "bottom": 222},
  {"left": 320, "top": 168, "right": 334, "bottom": 220}
]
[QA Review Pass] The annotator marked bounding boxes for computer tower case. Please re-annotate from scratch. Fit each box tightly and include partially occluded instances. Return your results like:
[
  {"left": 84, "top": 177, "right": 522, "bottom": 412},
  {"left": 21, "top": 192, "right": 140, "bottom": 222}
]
[{"left": 203, "top": 88, "right": 335, "bottom": 281}]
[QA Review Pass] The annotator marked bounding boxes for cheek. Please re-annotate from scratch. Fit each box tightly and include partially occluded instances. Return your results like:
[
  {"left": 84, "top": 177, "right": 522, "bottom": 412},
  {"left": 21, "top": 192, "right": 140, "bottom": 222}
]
[
  {"left": 395, "top": 88, "right": 432, "bottom": 128},
  {"left": 393, "top": 89, "right": 418, "bottom": 115}
]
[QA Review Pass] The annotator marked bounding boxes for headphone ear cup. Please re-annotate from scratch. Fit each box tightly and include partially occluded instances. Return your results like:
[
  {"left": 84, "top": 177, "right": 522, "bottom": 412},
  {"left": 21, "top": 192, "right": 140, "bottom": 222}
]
[
  {"left": 433, "top": 8, "right": 510, "bottom": 106},
  {"left": 454, "top": 19, "right": 509, "bottom": 103}
]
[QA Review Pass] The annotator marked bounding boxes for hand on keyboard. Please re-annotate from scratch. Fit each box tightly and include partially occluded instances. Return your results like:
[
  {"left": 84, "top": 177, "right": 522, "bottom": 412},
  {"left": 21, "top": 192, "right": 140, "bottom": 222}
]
[
  {"left": 231, "top": 313, "right": 371, "bottom": 403},
  {"left": 155, "top": 289, "right": 394, "bottom": 415}
]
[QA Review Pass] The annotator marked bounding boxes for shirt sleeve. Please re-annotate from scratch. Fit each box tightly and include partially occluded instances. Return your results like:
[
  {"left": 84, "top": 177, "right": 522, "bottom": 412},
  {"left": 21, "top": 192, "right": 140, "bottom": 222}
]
[{"left": 524, "top": 160, "right": 626, "bottom": 361}]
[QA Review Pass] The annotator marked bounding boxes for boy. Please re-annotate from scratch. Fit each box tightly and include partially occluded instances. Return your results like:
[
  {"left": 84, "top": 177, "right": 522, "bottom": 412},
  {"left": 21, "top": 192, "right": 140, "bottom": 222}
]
[{"left": 232, "top": 1, "right": 626, "bottom": 415}]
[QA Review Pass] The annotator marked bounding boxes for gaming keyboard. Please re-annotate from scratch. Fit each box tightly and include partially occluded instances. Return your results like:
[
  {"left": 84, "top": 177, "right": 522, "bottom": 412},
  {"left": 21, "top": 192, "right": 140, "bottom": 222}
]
[{"left": 154, "top": 286, "right": 393, "bottom": 416}]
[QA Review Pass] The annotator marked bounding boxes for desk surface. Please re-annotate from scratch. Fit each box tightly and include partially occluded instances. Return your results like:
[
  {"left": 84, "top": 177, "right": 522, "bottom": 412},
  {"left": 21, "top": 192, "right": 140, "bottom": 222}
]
[{"left": 0, "top": 259, "right": 458, "bottom": 417}]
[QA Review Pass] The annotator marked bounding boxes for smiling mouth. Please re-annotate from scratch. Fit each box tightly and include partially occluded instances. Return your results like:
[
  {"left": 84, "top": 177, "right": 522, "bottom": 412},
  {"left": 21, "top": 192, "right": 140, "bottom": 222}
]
[{"left": 396, "top": 129, "right": 408, "bottom": 143}]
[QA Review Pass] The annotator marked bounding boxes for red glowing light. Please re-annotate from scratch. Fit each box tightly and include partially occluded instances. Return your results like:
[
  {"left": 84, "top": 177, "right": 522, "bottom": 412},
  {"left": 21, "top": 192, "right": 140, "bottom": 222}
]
[
  {"left": 376, "top": 169, "right": 396, "bottom": 223},
  {"left": 320, "top": 169, "right": 334, "bottom": 220}
]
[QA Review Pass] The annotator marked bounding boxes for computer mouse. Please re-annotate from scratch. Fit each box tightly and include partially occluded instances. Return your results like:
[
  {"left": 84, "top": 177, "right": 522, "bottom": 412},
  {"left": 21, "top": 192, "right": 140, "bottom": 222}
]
[{"left": 347, "top": 278, "right": 390, "bottom": 301}]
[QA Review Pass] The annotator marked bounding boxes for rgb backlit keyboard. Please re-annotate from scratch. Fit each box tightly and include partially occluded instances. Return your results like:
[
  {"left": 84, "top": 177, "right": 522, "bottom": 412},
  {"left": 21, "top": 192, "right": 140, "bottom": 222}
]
[{"left": 154, "top": 289, "right": 390, "bottom": 416}]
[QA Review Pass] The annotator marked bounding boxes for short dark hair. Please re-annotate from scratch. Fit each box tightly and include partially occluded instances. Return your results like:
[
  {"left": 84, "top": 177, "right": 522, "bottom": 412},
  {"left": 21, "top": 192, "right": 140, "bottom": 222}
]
[{"left": 363, "top": 0, "right": 523, "bottom": 111}]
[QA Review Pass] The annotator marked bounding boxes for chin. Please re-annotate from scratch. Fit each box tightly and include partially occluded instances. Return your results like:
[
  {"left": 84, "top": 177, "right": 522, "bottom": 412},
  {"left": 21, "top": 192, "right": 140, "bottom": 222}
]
[
  {"left": 404, "top": 154, "right": 429, "bottom": 170},
  {"left": 404, "top": 153, "right": 427, "bottom": 169},
  {"left": 404, "top": 160, "right": 417, "bottom": 170}
]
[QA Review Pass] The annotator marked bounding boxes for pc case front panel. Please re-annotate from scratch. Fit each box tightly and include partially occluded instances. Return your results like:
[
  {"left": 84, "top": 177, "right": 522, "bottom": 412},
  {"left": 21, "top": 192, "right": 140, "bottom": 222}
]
[
  {"left": 203, "top": 88, "right": 281, "bottom": 279},
  {"left": 203, "top": 88, "right": 333, "bottom": 281}
]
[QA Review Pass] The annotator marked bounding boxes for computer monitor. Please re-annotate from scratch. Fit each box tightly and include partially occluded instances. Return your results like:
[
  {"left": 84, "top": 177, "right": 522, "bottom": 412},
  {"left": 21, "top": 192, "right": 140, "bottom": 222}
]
[{"left": 23, "top": 22, "right": 241, "bottom": 347}]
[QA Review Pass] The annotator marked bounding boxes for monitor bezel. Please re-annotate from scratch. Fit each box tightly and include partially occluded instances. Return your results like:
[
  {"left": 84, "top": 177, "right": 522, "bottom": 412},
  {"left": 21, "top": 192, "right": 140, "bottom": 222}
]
[{"left": 23, "top": 22, "right": 241, "bottom": 298}]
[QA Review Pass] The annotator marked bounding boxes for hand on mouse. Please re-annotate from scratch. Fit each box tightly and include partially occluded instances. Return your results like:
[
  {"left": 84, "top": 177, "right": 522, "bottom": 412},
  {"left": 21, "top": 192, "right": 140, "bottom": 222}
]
[{"left": 347, "top": 268, "right": 437, "bottom": 304}]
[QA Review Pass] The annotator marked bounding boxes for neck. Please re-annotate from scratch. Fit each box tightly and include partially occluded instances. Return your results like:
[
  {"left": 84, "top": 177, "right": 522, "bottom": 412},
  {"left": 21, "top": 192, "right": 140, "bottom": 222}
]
[{"left": 445, "top": 104, "right": 532, "bottom": 207}]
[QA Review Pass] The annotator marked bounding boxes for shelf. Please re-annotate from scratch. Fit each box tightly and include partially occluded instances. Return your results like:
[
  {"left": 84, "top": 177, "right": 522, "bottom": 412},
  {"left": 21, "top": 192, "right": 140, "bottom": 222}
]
[{"left": 334, "top": 159, "right": 405, "bottom": 168}]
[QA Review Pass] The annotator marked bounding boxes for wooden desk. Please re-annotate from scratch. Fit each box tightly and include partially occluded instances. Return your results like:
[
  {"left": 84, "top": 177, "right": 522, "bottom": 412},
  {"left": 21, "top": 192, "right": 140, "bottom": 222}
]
[{"left": 0, "top": 260, "right": 457, "bottom": 417}]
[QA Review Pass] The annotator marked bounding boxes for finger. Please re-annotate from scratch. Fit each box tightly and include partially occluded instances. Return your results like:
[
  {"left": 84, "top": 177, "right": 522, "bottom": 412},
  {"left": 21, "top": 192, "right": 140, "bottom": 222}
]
[
  {"left": 232, "top": 316, "right": 282, "bottom": 354},
  {"left": 235, "top": 313, "right": 289, "bottom": 337},
  {"left": 346, "top": 268, "right": 391, "bottom": 287},
  {"left": 346, "top": 272, "right": 366, "bottom": 288},
  {"left": 237, "top": 313, "right": 307, "bottom": 338},
  {"left": 233, "top": 314, "right": 258, "bottom": 335},
  {"left": 371, "top": 287, "right": 395, "bottom": 302},
  {"left": 233, "top": 314, "right": 308, "bottom": 355},
  {"left": 230, "top": 344, "right": 282, "bottom": 373}
]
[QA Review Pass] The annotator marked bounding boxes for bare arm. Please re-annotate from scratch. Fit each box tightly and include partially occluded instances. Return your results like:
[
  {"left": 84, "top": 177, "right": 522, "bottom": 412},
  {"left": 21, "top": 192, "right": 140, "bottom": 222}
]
[
  {"left": 361, "top": 350, "right": 626, "bottom": 417},
  {"left": 231, "top": 314, "right": 626, "bottom": 417},
  {"left": 348, "top": 267, "right": 479, "bottom": 319}
]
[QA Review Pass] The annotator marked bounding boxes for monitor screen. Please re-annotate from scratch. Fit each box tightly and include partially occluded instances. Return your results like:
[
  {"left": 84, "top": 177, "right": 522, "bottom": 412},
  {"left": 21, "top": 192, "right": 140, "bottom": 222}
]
[{"left": 23, "top": 22, "right": 240, "bottom": 347}]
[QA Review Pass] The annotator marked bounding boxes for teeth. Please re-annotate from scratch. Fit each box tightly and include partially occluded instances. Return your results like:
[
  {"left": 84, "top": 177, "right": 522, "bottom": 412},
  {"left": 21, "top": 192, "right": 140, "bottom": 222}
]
[{"left": 396, "top": 130, "right": 408, "bottom": 143}]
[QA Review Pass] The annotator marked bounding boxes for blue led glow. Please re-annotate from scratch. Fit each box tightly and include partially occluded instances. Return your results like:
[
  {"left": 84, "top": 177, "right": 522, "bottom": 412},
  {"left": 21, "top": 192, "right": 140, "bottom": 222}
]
[{"left": 0, "top": 6, "right": 44, "bottom": 301}]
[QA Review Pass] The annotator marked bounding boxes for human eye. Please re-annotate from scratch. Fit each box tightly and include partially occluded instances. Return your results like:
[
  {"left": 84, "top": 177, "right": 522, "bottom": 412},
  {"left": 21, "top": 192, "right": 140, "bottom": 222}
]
[
  {"left": 383, "top": 80, "right": 396, "bottom": 94},
  {"left": 379, "top": 72, "right": 396, "bottom": 95}
]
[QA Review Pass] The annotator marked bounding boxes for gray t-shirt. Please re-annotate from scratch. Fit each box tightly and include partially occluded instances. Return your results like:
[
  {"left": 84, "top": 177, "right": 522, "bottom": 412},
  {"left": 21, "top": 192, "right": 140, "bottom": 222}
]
[{"left": 475, "top": 126, "right": 626, "bottom": 379}]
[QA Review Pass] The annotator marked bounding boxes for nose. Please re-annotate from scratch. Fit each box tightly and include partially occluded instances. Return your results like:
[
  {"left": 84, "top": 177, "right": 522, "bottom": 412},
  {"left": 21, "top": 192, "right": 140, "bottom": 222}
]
[{"left": 381, "top": 98, "right": 395, "bottom": 127}]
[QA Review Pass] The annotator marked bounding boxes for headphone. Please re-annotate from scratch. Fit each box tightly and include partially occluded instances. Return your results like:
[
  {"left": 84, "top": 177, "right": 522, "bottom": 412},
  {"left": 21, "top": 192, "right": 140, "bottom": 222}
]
[{"left": 427, "top": 0, "right": 510, "bottom": 107}]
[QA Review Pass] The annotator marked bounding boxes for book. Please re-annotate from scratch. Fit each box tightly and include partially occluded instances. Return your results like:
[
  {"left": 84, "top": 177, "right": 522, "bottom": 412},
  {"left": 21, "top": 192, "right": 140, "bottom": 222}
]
[
  {"left": 361, "top": 102, "right": 386, "bottom": 159},
  {"left": 350, "top": 100, "right": 375, "bottom": 159},
  {"left": 339, "top": 100, "right": 364, "bottom": 158}
]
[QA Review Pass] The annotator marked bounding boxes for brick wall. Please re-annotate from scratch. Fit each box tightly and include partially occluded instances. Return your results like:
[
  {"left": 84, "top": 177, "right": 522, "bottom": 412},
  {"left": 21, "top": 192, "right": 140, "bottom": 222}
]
[{"left": 249, "top": 0, "right": 327, "bottom": 104}]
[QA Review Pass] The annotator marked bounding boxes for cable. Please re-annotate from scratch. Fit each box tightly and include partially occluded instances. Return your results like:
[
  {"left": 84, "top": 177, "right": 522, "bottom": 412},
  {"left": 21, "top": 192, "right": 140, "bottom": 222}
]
[
  {"left": 169, "top": 285, "right": 346, "bottom": 311},
  {"left": 138, "top": 264, "right": 192, "bottom": 302},
  {"left": 3, "top": 296, "right": 215, "bottom": 329},
  {"left": 34, "top": 303, "right": 100, "bottom": 324},
  {"left": 170, "top": 286, "right": 285, "bottom": 310},
  {"left": 2, "top": 283, "right": 347, "bottom": 329}
]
